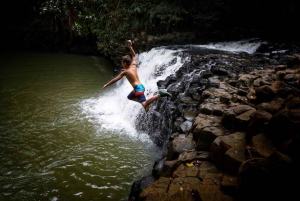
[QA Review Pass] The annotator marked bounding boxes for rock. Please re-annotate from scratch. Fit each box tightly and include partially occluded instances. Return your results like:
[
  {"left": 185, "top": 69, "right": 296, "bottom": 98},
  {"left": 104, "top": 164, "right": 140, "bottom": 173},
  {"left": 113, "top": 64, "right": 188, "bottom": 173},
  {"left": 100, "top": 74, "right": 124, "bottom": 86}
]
[
  {"left": 167, "top": 137, "right": 195, "bottom": 160},
  {"left": 287, "top": 54, "right": 300, "bottom": 68},
  {"left": 284, "top": 73, "right": 296, "bottom": 81},
  {"left": 265, "top": 108, "right": 300, "bottom": 143},
  {"left": 210, "top": 132, "right": 246, "bottom": 173},
  {"left": 256, "top": 98, "right": 284, "bottom": 114},
  {"left": 200, "top": 69, "right": 213, "bottom": 79},
  {"left": 199, "top": 102, "right": 215, "bottom": 115},
  {"left": 252, "top": 77, "right": 262, "bottom": 87},
  {"left": 195, "top": 126, "right": 225, "bottom": 151},
  {"left": 220, "top": 172, "right": 238, "bottom": 196},
  {"left": 249, "top": 133, "right": 276, "bottom": 157},
  {"left": 183, "top": 108, "right": 198, "bottom": 121},
  {"left": 130, "top": 42, "right": 300, "bottom": 201},
  {"left": 160, "top": 160, "right": 180, "bottom": 177},
  {"left": 222, "top": 105, "right": 256, "bottom": 130},
  {"left": 172, "top": 164, "right": 199, "bottom": 178},
  {"left": 211, "top": 66, "right": 229, "bottom": 76},
  {"left": 128, "top": 174, "right": 158, "bottom": 201},
  {"left": 197, "top": 161, "right": 222, "bottom": 180},
  {"left": 234, "top": 108, "right": 256, "bottom": 131},
  {"left": 255, "top": 85, "right": 277, "bottom": 103},
  {"left": 219, "top": 91, "right": 232, "bottom": 103},
  {"left": 177, "top": 151, "right": 209, "bottom": 163},
  {"left": 180, "top": 120, "right": 193, "bottom": 134},
  {"left": 237, "top": 88, "right": 248, "bottom": 96},
  {"left": 286, "top": 96, "right": 300, "bottom": 110},
  {"left": 274, "top": 64, "right": 287, "bottom": 71},
  {"left": 153, "top": 157, "right": 167, "bottom": 177},
  {"left": 173, "top": 117, "right": 185, "bottom": 131},
  {"left": 168, "top": 177, "right": 201, "bottom": 199},
  {"left": 246, "top": 110, "right": 272, "bottom": 140},
  {"left": 212, "top": 103, "right": 228, "bottom": 116},
  {"left": 192, "top": 115, "right": 222, "bottom": 132},
  {"left": 198, "top": 173, "right": 233, "bottom": 201},
  {"left": 237, "top": 74, "right": 255, "bottom": 87},
  {"left": 138, "top": 177, "right": 172, "bottom": 201}
]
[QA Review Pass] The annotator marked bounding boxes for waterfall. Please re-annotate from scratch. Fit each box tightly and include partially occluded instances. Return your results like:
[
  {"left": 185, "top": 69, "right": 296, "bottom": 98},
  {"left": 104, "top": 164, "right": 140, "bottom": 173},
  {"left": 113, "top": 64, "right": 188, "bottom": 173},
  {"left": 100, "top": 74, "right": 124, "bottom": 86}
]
[
  {"left": 80, "top": 47, "right": 188, "bottom": 140},
  {"left": 80, "top": 39, "right": 264, "bottom": 144},
  {"left": 193, "top": 38, "right": 264, "bottom": 54}
]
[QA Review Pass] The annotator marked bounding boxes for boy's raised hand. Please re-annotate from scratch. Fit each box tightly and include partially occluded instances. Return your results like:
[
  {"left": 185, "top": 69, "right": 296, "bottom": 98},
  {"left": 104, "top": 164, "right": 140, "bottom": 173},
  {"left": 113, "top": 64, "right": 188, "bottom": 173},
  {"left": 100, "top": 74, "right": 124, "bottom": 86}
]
[{"left": 127, "top": 40, "right": 132, "bottom": 47}]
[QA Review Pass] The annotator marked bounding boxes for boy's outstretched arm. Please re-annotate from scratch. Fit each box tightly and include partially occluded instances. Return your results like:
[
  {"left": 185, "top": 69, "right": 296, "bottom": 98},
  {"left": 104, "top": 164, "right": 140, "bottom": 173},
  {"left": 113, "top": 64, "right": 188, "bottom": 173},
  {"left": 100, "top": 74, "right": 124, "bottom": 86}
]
[{"left": 102, "top": 72, "right": 125, "bottom": 89}]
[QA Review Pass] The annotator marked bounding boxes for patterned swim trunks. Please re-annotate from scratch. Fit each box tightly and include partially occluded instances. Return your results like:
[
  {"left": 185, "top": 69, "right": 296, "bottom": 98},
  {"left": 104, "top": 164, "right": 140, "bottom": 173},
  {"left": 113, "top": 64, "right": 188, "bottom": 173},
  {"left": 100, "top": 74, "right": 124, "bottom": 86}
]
[{"left": 127, "top": 84, "right": 146, "bottom": 103}]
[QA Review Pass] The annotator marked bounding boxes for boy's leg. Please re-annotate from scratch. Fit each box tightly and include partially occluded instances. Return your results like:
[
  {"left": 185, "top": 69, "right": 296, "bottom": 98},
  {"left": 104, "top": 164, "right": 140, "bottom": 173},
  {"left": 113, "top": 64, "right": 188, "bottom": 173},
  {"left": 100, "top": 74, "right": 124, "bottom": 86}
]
[
  {"left": 141, "top": 102, "right": 150, "bottom": 112},
  {"left": 141, "top": 94, "right": 160, "bottom": 112},
  {"left": 129, "top": 95, "right": 150, "bottom": 112},
  {"left": 129, "top": 88, "right": 172, "bottom": 113},
  {"left": 136, "top": 94, "right": 150, "bottom": 112},
  {"left": 128, "top": 90, "right": 150, "bottom": 112},
  {"left": 141, "top": 89, "right": 172, "bottom": 111}
]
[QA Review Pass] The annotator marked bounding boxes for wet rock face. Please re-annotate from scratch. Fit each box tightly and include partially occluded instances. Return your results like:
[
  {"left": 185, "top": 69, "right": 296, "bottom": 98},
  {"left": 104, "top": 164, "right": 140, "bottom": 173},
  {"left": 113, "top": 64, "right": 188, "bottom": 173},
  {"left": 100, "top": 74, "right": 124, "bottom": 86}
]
[{"left": 128, "top": 42, "right": 300, "bottom": 201}]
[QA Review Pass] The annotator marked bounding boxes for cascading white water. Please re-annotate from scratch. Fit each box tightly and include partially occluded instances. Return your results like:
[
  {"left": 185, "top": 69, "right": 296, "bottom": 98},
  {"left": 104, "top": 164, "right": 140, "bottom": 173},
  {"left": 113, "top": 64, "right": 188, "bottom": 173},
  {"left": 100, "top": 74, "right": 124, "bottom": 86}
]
[
  {"left": 191, "top": 38, "right": 265, "bottom": 54},
  {"left": 80, "top": 39, "right": 264, "bottom": 139}
]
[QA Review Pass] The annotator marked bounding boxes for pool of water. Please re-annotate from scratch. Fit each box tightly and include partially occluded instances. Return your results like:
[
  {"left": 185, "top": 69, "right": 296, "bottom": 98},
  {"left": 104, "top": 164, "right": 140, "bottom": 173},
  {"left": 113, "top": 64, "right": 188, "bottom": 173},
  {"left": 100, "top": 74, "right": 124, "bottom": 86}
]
[{"left": 0, "top": 51, "right": 160, "bottom": 201}]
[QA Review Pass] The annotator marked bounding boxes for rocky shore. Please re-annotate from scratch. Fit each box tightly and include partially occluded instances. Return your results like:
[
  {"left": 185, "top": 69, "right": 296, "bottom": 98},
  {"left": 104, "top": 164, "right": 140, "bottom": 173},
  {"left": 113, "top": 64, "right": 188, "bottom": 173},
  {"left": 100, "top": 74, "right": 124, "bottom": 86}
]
[{"left": 127, "top": 41, "right": 300, "bottom": 201}]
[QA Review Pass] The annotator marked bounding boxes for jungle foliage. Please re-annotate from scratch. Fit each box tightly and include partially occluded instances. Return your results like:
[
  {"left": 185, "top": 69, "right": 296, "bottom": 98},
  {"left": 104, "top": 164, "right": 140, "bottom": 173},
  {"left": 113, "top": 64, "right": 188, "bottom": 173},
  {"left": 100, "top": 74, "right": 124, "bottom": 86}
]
[
  {"left": 3, "top": 0, "right": 300, "bottom": 54},
  {"left": 35, "top": 0, "right": 195, "bottom": 55}
]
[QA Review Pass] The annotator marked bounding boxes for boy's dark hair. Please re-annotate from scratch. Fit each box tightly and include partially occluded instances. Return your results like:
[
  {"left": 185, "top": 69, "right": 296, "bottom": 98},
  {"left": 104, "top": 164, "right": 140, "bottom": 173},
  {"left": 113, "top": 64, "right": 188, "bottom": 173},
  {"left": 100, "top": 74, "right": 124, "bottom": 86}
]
[{"left": 122, "top": 55, "right": 131, "bottom": 66}]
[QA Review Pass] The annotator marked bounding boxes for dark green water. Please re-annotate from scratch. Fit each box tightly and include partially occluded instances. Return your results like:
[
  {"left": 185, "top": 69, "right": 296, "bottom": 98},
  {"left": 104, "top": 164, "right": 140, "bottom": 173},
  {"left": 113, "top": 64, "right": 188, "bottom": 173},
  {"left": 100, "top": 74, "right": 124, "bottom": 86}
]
[{"left": 0, "top": 51, "right": 160, "bottom": 201}]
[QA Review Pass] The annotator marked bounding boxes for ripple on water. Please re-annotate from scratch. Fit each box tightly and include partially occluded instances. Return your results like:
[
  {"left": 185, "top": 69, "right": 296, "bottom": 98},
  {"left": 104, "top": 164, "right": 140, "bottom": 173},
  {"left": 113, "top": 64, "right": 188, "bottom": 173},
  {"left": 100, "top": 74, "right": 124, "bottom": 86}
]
[{"left": 0, "top": 51, "right": 161, "bottom": 200}]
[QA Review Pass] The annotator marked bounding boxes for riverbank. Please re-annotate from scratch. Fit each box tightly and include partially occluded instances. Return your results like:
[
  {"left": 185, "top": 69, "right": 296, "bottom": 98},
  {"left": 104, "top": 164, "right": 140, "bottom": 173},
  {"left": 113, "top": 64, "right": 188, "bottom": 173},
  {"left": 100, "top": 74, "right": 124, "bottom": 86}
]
[{"left": 127, "top": 41, "right": 300, "bottom": 201}]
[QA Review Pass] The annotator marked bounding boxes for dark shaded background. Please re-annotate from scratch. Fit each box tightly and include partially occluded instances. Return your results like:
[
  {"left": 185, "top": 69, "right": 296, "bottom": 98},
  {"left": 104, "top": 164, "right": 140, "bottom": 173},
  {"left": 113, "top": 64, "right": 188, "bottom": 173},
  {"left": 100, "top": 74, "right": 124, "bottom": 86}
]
[{"left": 1, "top": 0, "right": 300, "bottom": 53}]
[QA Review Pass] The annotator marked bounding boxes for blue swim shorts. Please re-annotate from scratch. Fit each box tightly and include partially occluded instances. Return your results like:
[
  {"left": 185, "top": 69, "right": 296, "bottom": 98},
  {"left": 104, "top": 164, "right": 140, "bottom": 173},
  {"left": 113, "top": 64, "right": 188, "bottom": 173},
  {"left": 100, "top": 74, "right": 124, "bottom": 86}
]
[{"left": 127, "top": 84, "right": 146, "bottom": 103}]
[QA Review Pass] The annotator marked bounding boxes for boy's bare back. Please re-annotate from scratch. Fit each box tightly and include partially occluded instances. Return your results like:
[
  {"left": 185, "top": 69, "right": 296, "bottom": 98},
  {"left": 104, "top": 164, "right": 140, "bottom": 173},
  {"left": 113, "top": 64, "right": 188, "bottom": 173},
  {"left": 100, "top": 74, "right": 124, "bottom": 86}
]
[{"left": 124, "top": 67, "right": 141, "bottom": 87}]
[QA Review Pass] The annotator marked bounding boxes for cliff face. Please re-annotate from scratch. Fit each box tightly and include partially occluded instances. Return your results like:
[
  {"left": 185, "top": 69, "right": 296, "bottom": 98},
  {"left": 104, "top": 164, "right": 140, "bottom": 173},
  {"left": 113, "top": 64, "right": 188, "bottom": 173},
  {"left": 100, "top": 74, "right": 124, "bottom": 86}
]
[{"left": 128, "top": 41, "right": 300, "bottom": 201}]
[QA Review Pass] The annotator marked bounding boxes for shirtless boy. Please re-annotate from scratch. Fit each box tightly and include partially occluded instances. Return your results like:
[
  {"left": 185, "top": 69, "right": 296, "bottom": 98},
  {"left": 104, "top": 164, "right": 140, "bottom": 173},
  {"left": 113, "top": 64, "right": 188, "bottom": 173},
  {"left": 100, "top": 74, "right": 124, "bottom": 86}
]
[{"left": 102, "top": 40, "right": 172, "bottom": 112}]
